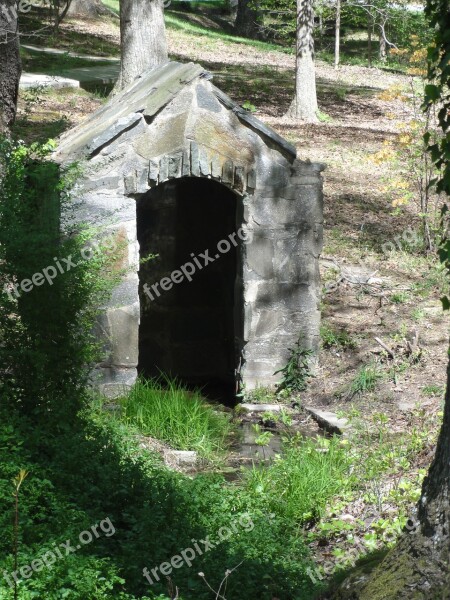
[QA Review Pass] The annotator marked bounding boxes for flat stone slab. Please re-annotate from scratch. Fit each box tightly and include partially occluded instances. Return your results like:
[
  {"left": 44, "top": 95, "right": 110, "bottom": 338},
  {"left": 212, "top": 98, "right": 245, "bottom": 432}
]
[
  {"left": 163, "top": 450, "right": 197, "bottom": 469},
  {"left": 20, "top": 73, "right": 80, "bottom": 90},
  {"left": 240, "top": 403, "right": 282, "bottom": 413},
  {"left": 304, "top": 406, "right": 350, "bottom": 435}
]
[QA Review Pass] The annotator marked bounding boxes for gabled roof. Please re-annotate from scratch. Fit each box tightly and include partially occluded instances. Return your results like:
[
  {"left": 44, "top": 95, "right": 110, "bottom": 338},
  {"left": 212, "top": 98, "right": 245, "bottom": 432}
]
[{"left": 56, "top": 61, "right": 296, "bottom": 162}]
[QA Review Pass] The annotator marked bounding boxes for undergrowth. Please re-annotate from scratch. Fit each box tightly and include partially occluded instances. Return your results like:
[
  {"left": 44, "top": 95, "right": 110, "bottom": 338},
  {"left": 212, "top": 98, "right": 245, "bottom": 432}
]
[{"left": 114, "top": 378, "right": 233, "bottom": 460}]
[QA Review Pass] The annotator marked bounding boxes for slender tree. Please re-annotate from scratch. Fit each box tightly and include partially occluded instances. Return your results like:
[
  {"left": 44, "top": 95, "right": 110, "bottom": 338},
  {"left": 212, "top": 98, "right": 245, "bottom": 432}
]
[
  {"left": 0, "top": 0, "right": 21, "bottom": 133},
  {"left": 115, "top": 0, "right": 168, "bottom": 92},
  {"left": 335, "top": 0, "right": 341, "bottom": 69},
  {"left": 286, "top": 0, "right": 318, "bottom": 122}
]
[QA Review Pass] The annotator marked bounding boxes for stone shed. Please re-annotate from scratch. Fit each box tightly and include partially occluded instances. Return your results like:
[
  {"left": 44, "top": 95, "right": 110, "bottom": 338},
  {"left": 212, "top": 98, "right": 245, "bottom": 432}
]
[{"left": 56, "top": 61, "right": 325, "bottom": 398}]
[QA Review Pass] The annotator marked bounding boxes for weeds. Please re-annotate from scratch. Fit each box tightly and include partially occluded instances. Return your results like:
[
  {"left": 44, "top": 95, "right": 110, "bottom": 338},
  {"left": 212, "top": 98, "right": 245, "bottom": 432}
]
[
  {"left": 274, "top": 341, "right": 312, "bottom": 393},
  {"left": 348, "top": 364, "right": 383, "bottom": 397},
  {"left": 321, "top": 323, "right": 357, "bottom": 350},
  {"left": 247, "top": 437, "right": 351, "bottom": 524},
  {"left": 116, "top": 377, "right": 233, "bottom": 459}
]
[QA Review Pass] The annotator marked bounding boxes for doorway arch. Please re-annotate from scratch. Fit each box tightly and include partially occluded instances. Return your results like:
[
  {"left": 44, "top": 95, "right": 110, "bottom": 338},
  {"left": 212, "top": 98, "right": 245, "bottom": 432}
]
[{"left": 137, "top": 177, "right": 244, "bottom": 398}]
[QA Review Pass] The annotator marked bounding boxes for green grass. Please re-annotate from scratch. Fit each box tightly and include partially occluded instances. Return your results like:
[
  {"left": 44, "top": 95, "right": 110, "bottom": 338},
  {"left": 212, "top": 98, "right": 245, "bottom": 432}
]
[
  {"left": 349, "top": 364, "right": 383, "bottom": 396},
  {"left": 20, "top": 46, "right": 116, "bottom": 74},
  {"left": 246, "top": 437, "right": 351, "bottom": 523},
  {"left": 102, "top": 0, "right": 293, "bottom": 53},
  {"left": 117, "top": 377, "right": 233, "bottom": 458},
  {"left": 321, "top": 323, "right": 357, "bottom": 350},
  {"left": 165, "top": 12, "right": 293, "bottom": 53},
  {"left": 422, "top": 384, "right": 445, "bottom": 397}
]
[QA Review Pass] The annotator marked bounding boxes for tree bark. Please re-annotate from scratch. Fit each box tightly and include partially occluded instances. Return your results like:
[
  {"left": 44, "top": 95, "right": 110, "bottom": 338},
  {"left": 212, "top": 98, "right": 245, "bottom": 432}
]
[
  {"left": 67, "top": 0, "right": 109, "bottom": 17},
  {"left": 367, "top": 11, "right": 372, "bottom": 68},
  {"left": 286, "top": 0, "right": 318, "bottom": 123},
  {"left": 115, "top": 0, "right": 168, "bottom": 92},
  {"left": 235, "top": 0, "right": 261, "bottom": 40},
  {"left": 335, "top": 355, "right": 450, "bottom": 599},
  {"left": 334, "top": 0, "right": 340, "bottom": 70},
  {"left": 0, "top": 0, "right": 21, "bottom": 133},
  {"left": 378, "top": 18, "right": 387, "bottom": 63}
]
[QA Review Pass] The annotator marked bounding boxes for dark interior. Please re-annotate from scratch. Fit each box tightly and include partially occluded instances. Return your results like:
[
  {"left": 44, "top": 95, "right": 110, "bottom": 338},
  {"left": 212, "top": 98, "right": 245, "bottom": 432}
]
[{"left": 137, "top": 177, "right": 243, "bottom": 403}]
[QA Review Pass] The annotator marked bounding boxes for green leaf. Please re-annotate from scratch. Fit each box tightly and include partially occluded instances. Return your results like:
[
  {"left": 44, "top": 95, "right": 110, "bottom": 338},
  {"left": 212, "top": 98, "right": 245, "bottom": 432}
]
[{"left": 425, "top": 84, "right": 441, "bottom": 102}]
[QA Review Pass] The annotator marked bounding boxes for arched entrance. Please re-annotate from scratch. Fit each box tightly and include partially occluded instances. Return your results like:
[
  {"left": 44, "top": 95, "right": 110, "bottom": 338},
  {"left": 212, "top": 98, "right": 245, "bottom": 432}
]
[{"left": 137, "top": 177, "right": 244, "bottom": 399}]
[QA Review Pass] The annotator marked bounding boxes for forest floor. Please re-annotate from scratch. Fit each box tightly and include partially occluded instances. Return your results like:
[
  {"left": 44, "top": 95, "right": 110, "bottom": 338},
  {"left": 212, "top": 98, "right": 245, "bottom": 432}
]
[{"left": 15, "top": 7, "right": 449, "bottom": 586}]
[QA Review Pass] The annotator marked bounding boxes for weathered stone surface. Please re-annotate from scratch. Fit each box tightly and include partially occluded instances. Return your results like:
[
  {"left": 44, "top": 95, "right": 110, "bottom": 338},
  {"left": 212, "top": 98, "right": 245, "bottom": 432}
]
[
  {"left": 190, "top": 141, "right": 200, "bottom": 176},
  {"left": 163, "top": 450, "right": 197, "bottom": 469},
  {"left": 240, "top": 403, "right": 282, "bottom": 413},
  {"left": 211, "top": 154, "right": 221, "bottom": 179},
  {"left": 196, "top": 83, "right": 221, "bottom": 113},
  {"left": 304, "top": 406, "right": 350, "bottom": 435},
  {"left": 181, "top": 147, "right": 190, "bottom": 177},
  {"left": 55, "top": 60, "right": 325, "bottom": 395},
  {"left": 199, "top": 146, "right": 210, "bottom": 176},
  {"left": 222, "top": 159, "right": 234, "bottom": 185},
  {"left": 159, "top": 155, "right": 169, "bottom": 181},
  {"left": 168, "top": 152, "right": 182, "bottom": 179},
  {"left": 124, "top": 172, "right": 137, "bottom": 194},
  {"left": 136, "top": 168, "right": 149, "bottom": 193},
  {"left": 149, "top": 160, "right": 159, "bottom": 184},
  {"left": 87, "top": 112, "right": 143, "bottom": 156},
  {"left": 107, "top": 302, "right": 140, "bottom": 367}
]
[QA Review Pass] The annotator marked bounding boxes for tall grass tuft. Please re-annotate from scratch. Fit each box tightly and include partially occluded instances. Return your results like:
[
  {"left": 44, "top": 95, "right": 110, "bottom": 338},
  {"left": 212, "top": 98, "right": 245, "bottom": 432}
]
[
  {"left": 246, "top": 437, "right": 351, "bottom": 524},
  {"left": 118, "top": 378, "right": 233, "bottom": 458}
]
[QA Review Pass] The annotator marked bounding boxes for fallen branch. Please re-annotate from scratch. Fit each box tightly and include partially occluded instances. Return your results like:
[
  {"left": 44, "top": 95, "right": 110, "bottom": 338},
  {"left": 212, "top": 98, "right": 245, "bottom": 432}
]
[{"left": 374, "top": 336, "right": 395, "bottom": 359}]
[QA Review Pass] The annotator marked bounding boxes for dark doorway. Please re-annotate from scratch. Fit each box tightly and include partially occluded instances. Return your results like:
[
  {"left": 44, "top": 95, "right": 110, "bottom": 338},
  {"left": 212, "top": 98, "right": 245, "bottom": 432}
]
[{"left": 137, "top": 177, "right": 243, "bottom": 402}]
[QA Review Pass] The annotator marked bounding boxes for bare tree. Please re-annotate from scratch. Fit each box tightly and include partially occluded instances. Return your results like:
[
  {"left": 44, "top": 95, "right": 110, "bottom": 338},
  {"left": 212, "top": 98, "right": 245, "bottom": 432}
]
[
  {"left": 115, "top": 0, "right": 168, "bottom": 92},
  {"left": 0, "top": 0, "right": 21, "bottom": 133},
  {"left": 286, "top": 0, "right": 318, "bottom": 123},
  {"left": 335, "top": 0, "right": 341, "bottom": 69}
]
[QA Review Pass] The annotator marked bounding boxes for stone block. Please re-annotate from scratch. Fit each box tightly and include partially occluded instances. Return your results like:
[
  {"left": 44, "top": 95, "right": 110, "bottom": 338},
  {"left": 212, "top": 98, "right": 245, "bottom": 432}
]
[
  {"left": 137, "top": 168, "right": 149, "bottom": 193},
  {"left": 190, "top": 141, "right": 200, "bottom": 176},
  {"left": 196, "top": 84, "right": 221, "bottom": 113},
  {"left": 199, "top": 146, "right": 210, "bottom": 176},
  {"left": 168, "top": 152, "right": 182, "bottom": 179},
  {"left": 124, "top": 172, "right": 136, "bottom": 194},
  {"left": 107, "top": 303, "right": 140, "bottom": 367},
  {"left": 159, "top": 155, "right": 169, "bottom": 181},
  {"left": 149, "top": 159, "right": 159, "bottom": 184},
  {"left": 245, "top": 236, "right": 274, "bottom": 279},
  {"left": 222, "top": 160, "right": 234, "bottom": 185},
  {"left": 182, "top": 147, "right": 190, "bottom": 177}
]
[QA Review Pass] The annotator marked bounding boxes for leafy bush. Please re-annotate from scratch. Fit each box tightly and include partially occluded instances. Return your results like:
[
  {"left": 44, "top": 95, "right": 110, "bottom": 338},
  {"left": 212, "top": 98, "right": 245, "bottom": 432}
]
[{"left": 0, "top": 138, "right": 119, "bottom": 421}]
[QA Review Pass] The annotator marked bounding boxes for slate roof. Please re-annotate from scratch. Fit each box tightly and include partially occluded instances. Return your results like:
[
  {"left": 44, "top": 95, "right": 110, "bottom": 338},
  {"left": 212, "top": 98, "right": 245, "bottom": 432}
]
[{"left": 56, "top": 61, "right": 296, "bottom": 162}]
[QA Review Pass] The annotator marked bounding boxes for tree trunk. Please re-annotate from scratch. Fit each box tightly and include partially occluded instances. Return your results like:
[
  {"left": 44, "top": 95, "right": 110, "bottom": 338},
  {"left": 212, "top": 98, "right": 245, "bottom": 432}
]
[
  {"left": 115, "top": 0, "right": 168, "bottom": 92},
  {"left": 286, "top": 0, "right": 318, "bottom": 123},
  {"left": 0, "top": 0, "right": 21, "bottom": 133},
  {"left": 335, "top": 356, "right": 450, "bottom": 599},
  {"left": 379, "top": 20, "right": 387, "bottom": 62},
  {"left": 67, "top": 0, "right": 109, "bottom": 17},
  {"left": 334, "top": 0, "right": 340, "bottom": 70},
  {"left": 367, "top": 12, "right": 372, "bottom": 68},
  {"left": 235, "top": 0, "right": 261, "bottom": 40}
]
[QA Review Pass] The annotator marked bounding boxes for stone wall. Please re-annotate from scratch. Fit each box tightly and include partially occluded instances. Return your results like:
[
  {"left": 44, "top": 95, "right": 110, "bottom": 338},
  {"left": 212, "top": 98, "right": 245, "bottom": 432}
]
[{"left": 55, "top": 62, "right": 325, "bottom": 397}]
